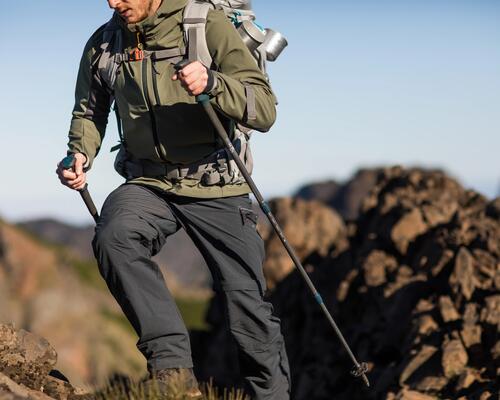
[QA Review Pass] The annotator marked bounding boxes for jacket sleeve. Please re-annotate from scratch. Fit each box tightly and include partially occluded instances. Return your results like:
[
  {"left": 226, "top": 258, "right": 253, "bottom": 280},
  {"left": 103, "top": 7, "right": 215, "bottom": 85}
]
[
  {"left": 205, "top": 10, "right": 277, "bottom": 132},
  {"left": 67, "top": 29, "right": 112, "bottom": 169}
]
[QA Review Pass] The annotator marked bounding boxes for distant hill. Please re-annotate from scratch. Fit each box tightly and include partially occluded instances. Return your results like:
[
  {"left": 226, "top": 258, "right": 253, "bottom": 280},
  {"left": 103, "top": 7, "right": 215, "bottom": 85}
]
[
  {"left": 18, "top": 218, "right": 94, "bottom": 259},
  {"left": 17, "top": 218, "right": 212, "bottom": 293},
  {"left": 295, "top": 168, "right": 382, "bottom": 220}
]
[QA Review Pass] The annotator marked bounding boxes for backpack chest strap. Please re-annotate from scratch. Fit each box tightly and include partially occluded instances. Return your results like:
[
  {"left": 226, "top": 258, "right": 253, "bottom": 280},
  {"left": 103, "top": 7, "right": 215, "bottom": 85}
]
[{"left": 120, "top": 47, "right": 186, "bottom": 63}]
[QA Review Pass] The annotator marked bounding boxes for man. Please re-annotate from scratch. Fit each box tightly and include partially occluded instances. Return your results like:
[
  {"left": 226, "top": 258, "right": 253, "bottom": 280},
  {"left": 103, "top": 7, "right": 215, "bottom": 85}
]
[{"left": 56, "top": 0, "right": 291, "bottom": 399}]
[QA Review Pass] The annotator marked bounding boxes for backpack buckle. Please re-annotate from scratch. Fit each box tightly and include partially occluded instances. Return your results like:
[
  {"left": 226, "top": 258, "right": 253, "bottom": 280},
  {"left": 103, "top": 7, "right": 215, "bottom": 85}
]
[{"left": 129, "top": 48, "right": 144, "bottom": 61}]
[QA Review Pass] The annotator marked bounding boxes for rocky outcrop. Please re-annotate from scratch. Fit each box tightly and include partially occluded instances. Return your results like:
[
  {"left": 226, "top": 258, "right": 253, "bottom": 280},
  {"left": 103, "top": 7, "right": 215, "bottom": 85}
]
[
  {"left": 271, "top": 167, "right": 499, "bottom": 399},
  {"left": 194, "top": 167, "right": 500, "bottom": 399},
  {"left": 258, "top": 198, "right": 347, "bottom": 289}
]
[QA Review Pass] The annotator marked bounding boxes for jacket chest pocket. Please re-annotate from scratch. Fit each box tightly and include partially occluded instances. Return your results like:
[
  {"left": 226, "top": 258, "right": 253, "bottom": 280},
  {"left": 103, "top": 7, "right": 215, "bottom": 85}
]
[
  {"left": 114, "top": 62, "right": 149, "bottom": 115},
  {"left": 150, "top": 59, "right": 193, "bottom": 106}
]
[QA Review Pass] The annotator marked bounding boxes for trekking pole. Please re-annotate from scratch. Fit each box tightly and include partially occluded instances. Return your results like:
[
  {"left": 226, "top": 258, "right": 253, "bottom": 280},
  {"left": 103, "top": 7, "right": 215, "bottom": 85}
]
[
  {"left": 61, "top": 155, "right": 100, "bottom": 223},
  {"left": 182, "top": 81, "right": 370, "bottom": 386}
]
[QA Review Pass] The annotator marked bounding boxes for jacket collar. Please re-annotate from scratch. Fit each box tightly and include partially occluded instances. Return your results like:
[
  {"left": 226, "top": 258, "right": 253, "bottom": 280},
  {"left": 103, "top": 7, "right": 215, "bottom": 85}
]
[{"left": 115, "top": 0, "right": 187, "bottom": 36}]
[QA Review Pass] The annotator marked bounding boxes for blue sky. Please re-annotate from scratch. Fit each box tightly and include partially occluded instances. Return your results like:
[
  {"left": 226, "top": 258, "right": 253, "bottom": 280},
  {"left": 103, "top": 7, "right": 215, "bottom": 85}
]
[{"left": 0, "top": 0, "right": 499, "bottom": 224}]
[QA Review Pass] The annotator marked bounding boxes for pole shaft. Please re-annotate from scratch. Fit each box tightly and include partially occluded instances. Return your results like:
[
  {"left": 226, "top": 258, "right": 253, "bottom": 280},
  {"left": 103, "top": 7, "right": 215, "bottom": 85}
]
[
  {"left": 199, "top": 98, "right": 369, "bottom": 387},
  {"left": 79, "top": 185, "right": 99, "bottom": 223}
]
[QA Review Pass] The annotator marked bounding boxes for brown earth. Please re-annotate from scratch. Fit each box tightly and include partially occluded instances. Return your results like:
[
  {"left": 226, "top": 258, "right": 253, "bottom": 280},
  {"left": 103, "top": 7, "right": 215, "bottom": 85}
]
[{"left": 193, "top": 167, "right": 500, "bottom": 399}]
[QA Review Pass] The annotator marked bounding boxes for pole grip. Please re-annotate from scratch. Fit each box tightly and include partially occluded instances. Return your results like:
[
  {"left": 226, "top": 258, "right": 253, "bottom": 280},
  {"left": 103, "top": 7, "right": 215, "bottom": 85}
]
[{"left": 60, "top": 154, "right": 100, "bottom": 223}]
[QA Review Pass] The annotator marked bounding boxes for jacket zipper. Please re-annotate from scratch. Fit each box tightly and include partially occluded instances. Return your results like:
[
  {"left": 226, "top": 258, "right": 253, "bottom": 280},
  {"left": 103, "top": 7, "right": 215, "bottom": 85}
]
[
  {"left": 152, "top": 61, "right": 162, "bottom": 106},
  {"left": 138, "top": 33, "right": 168, "bottom": 162}
]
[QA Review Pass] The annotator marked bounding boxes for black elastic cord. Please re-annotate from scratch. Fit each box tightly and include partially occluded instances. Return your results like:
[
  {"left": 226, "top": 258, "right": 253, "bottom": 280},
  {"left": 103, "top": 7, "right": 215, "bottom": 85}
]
[{"left": 204, "top": 67, "right": 215, "bottom": 94}]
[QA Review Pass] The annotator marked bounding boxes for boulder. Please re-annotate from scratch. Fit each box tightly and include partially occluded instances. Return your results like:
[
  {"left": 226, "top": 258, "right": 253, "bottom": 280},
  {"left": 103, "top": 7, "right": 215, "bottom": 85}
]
[{"left": 0, "top": 325, "right": 57, "bottom": 391}]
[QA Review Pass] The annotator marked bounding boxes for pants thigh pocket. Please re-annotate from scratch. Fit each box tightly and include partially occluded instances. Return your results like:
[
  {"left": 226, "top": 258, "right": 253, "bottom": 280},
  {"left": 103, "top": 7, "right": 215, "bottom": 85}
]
[{"left": 239, "top": 206, "right": 266, "bottom": 264}]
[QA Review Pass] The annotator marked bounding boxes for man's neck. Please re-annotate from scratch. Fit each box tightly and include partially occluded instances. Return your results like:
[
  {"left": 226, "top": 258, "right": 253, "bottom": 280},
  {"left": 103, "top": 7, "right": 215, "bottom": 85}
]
[{"left": 147, "top": 0, "right": 163, "bottom": 18}]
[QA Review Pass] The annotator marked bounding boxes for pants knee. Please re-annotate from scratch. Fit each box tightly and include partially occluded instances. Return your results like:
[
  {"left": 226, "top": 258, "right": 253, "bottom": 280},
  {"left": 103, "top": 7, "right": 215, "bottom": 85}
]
[
  {"left": 225, "top": 290, "right": 282, "bottom": 353},
  {"left": 92, "top": 218, "right": 137, "bottom": 278}
]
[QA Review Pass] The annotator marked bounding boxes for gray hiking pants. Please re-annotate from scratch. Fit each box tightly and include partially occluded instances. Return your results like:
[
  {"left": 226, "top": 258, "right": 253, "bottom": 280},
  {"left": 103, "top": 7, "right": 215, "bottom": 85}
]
[{"left": 92, "top": 184, "right": 291, "bottom": 399}]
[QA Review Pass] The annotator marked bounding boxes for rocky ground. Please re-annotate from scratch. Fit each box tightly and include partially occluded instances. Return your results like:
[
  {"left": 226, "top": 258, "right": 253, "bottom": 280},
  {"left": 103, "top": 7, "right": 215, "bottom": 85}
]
[
  {"left": 194, "top": 167, "right": 500, "bottom": 399},
  {"left": 0, "top": 324, "right": 92, "bottom": 400}
]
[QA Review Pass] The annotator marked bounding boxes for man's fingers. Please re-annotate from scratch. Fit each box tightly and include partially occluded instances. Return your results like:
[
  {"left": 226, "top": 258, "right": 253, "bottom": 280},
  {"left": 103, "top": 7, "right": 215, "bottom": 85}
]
[
  {"left": 69, "top": 175, "right": 87, "bottom": 190},
  {"left": 173, "top": 61, "right": 208, "bottom": 96},
  {"left": 75, "top": 160, "right": 84, "bottom": 176},
  {"left": 62, "top": 169, "right": 77, "bottom": 180},
  {"left": 183, "top": 68, "right": 205, "bottom": 84},
  {"left": 56, "top": 153, "right": 87, "bottom": 190},
  {"left": 180, "top": 61, "right": 198, "bottom": 75}
]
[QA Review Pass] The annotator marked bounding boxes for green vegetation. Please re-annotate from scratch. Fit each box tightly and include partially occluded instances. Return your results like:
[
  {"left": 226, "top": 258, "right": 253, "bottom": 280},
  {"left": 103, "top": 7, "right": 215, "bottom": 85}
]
[
  {"left": 175, "top": 297, "right": 210, "bottom": 331},
  {"left": 72, "top": 258, "right": 108, "bottom": 290},
  {"left": 100, "top": 295, "right": 210, "bottom": 336},
  {"left": 100, "top": 308, "right": 137, "bottom": 336}
]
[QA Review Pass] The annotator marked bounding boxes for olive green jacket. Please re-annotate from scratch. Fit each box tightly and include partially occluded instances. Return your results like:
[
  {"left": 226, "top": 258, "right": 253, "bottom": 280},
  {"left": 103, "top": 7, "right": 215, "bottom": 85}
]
[{"left": 67, "top": 0, "right": 276, "bottom": 198}]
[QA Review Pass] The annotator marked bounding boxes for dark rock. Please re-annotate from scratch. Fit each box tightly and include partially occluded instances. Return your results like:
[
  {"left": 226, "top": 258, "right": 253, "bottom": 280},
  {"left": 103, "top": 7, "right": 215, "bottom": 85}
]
[
  {"left": 481, "top": 295, "right": 500, "bottom": 329},
  {"left": 259, "top": 197, "right": 346, "bottom": 289},
  {"left": 486, "top": 197, "right": 500, "bottom": 220},
  {"left": 396, "top": 389, "right": 437, "bottom": 400},
  {"left": 362, "top": 250, "right": 397, "bottom": 287},
  {"left": 450, "top": 247, "right": 476, "bottom": 300},
  {"left": 399, "top": 345, "right": 437, "bottom": 384},
  {"left": 438, "top": 296, "right": 460, "bottom": 323},
  {"left": 391, "top": 208, "right": 428, "bottom": 254},
  {"left": 441, "top": 339, "right": 468, "bottom": 378}
]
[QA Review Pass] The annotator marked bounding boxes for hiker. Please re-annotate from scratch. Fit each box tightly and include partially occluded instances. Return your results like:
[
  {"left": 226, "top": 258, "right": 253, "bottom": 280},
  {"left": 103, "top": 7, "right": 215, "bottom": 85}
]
[{"left": 56, "top": 0, "right": 291, "bottom": 398}]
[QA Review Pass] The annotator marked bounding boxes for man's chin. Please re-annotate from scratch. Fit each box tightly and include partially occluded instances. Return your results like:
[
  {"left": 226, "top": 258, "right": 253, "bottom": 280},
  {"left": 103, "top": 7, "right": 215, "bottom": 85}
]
[
  {"left": 118, "top": 12, "right": 140, "bottom": 24},
  {"left": 121, "top": 16, "right": 137, "bottom": 23}
]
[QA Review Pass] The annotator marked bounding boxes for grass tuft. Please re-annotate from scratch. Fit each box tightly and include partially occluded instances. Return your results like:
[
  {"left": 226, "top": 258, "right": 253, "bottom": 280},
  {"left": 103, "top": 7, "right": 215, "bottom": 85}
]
[{"left": 93, "top": 375, "right": 249, "bottom": 400}]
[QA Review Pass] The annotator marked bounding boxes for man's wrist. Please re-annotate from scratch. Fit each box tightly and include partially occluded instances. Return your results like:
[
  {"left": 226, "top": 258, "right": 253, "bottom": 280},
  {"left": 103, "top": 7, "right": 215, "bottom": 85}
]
[{"left": 203, "top": 67, "right": 217, "bottom": 95}]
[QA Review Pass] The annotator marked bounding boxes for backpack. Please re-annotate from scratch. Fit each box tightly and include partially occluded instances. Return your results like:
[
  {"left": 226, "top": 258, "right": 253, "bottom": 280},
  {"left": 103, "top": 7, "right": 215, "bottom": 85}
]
[
  {"left": 97, "top": 0, "right": 287, "bottom": 185},
  {"left": 183, "top": 0, "right": 287, "bottom": 78},
  {"left": 99, "top": 0, "right": 287, "bottom": 89}
]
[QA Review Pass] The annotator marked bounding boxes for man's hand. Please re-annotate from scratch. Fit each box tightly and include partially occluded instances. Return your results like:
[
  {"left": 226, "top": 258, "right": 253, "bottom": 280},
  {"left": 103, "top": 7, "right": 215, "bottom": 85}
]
[
  {"left": 172, "top": 61, "right": 209, "bottom": 96},
  {"left": 56, "top": 153, "right": 87, "bottom": 191}
]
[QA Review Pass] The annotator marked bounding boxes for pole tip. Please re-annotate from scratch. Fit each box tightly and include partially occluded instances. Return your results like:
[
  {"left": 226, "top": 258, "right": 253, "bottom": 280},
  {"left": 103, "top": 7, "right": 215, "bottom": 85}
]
[{"left": 351, "top": 362, "right": 370, "bottom": 388}]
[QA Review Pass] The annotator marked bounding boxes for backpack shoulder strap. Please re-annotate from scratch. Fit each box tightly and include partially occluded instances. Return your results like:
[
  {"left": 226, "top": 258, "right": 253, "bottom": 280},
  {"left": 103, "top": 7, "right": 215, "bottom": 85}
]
[
  {"left": 183, "top": 0, "right": 214, "bottom": 67},
  {"left": 97, "top": 16, "right": 124, "bottom": 92}
]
